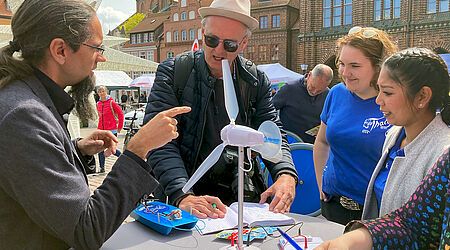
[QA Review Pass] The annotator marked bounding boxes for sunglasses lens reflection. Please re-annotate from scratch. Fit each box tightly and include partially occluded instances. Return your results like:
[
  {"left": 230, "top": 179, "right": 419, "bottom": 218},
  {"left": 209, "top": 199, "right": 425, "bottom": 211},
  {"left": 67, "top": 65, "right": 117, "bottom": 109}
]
[
  {"left": 205, "top": 36, "right": 220, "bottom": 48},
  {"left": 223, "top": 41, "right": 238, "bottom": 52},
  {"left": 204, "top": 35, "right": 239, "bottom": 52}
]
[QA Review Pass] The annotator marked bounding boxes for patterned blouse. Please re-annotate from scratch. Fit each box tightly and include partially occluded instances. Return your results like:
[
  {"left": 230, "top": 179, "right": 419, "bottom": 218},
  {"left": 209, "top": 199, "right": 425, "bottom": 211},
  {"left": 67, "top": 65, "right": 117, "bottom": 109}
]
[{"left": 345, "top": 148, "right": 449, "bottom": 249}]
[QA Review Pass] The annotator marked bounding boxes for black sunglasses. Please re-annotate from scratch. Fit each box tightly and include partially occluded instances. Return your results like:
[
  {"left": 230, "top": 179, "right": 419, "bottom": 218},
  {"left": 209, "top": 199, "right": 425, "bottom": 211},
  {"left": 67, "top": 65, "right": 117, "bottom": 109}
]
[
  {"left": 203, "top": 34, "right": 244, "bottom": 53},
  {"left": 82, "top": 43, "right": 105, "bottom": 55}
]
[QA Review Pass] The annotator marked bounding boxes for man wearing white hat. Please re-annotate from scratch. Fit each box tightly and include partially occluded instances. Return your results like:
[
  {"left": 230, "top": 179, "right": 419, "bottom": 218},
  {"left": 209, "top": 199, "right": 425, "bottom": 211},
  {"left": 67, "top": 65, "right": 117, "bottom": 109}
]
[{"left": 144, "top": 0, "right": 298, "bottom": 219}]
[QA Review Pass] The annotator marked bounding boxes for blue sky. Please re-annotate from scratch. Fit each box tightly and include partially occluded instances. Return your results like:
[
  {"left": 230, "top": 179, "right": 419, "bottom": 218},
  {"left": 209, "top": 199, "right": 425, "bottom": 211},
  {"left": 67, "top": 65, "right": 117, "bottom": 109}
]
[{"left": 97, "top": 0, "right": 136, "bottom": 34}]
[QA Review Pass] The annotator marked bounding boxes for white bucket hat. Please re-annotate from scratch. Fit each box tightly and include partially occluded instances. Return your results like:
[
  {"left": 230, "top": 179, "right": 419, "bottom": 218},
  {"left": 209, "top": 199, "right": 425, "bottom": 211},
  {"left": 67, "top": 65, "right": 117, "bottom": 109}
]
[{"left": 198, "top": 0, "right": 259, "bottom": 31}]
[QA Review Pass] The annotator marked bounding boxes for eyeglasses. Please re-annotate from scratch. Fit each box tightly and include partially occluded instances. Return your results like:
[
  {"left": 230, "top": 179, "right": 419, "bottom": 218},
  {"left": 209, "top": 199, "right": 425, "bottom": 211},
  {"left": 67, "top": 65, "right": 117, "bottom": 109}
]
[
  {"left": 203, "top": 34, "right": 245, "bottom": 53},
  {"left": 348, "top": 26, "right": 378, "bottom": 38},
  {"left": 82, "top": 43, "right": 105, "bottom": 55}
]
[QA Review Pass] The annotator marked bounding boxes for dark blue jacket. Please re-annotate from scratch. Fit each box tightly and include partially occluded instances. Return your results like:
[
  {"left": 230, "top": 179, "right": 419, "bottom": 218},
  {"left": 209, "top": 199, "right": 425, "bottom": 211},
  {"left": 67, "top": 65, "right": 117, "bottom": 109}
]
[{"left": 144, "top": 50, "right": 296, "bottom": 204}]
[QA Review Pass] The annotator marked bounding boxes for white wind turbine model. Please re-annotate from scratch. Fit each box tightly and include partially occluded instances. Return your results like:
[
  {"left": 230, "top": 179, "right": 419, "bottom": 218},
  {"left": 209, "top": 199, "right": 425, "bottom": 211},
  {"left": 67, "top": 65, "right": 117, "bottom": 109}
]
[{"left": 182, "top": 60, "right": 283, "bottom": 249}]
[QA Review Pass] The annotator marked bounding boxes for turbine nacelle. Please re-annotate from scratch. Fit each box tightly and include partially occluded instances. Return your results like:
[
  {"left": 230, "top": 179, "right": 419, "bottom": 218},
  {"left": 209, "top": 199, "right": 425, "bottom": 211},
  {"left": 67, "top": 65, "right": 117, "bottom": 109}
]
[{"left": 221, "top": 124, "right": 264, "bottom": 147}]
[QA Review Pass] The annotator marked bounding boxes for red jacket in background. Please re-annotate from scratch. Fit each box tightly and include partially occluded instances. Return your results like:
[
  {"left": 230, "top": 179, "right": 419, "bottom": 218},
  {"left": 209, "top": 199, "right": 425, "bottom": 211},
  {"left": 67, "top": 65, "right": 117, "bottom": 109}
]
[{"left": 96, "top": 97, "right": 124, "bottom": 131}]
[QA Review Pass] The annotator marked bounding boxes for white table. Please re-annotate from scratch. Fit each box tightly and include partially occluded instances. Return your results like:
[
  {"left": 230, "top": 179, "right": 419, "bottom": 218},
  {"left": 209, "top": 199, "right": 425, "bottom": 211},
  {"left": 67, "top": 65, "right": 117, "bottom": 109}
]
[{"left": 101, "top": 213, "right": 344, "bottom": 249}]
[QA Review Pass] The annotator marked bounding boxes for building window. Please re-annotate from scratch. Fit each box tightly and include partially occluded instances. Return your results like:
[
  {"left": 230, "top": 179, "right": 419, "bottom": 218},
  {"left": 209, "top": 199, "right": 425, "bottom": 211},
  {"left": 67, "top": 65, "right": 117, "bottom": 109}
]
[
  {"left": 166, "top": 32, "right": 171, "bottom": 42},
  {"left": 5, "top": 0, "right": 10, "bottom": 11},
  {"left": 174, "top": 31, "right": 179, "bottom": 42},
  {"left": 441, "top": 0, "right": 450, "bottom": 11},
  {"left": 131, "top": 34, "right": 136, "bottom": 44},
  {"left": 271, "top": 44, "right": 279, "bottom": 60},
  {"left": 173, "top": 13, "right": 179, "bottom": 21},
  {"left": 428, "top": 0, "right": 449, "bottom": 13},
  {"left": 259, "top": 45, "right": 267, "bottom": 61},
  {"left": 131, "top": 52, "right": 138, "bottom": 57},
  {"left": 136, "top": 34, "right": 141, "bottom": 43},
  {"left": 333, "top": 0, "right": 342, "bottom": 26},
  {"left": 181, "top": 0, "right": 187, "bottom": 7},
  {"left": 189, "top": 29, "right": 195, "bottom": 40},
  {"left": 323, "top": 0, "right": 352, "bottom": 27},
  {"left": 260, "top": 16, "right": 268, "bottom": 29},
  {"left": 140, "top": 51, "right": 146, "bottom": 59},
  {"left": 375, "top": 0, "right": 401, "bottom": 20},
  {"left": 198, "top": 29, "right": 202, "bottom": 39},
  {"left": 272, "top": 15, "right": 280, "bottom": 28},
  {"left": 182, "top": 30, "right": 187, "bottom": 41},
  {"left": 343, "top": 0, "right": 352, "bottom": 24},
  {"left": 167, "top": 51, "right": 174, "bottom": 58},
  {"left": 393, "top": 0, "right": 401, "bottom": 17},
  {"left": 181, "top": 12, "right": 187, "bottom": 20},
  {"left": 143, "top": 33, "right": 149, "bottom": 43},
  {"left": 147, "top": 51, "right": 154, "bottom": 61},
  {"left": 247, "top": 46, "right": 255, "bottom": 60},
  {"left": 132, "top": 71, "right": 138, "bottom": 79},
  {"left": 149, "top": 32, "right": 154, "bottom": 42},
  {"left": 189, "top": 11, "right": 195, "bottom": 19}
]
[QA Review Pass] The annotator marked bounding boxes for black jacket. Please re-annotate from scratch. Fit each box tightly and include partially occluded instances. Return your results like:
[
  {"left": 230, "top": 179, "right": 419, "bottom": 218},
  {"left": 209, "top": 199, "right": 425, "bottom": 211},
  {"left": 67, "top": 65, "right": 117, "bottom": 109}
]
[{"left": 144, "top": 50, "right": 297, "bottom": 204}]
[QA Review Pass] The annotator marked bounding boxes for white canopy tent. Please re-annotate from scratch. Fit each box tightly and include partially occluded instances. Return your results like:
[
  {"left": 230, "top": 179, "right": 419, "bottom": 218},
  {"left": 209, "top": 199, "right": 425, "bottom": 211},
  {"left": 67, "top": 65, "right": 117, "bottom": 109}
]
[
  {"left": 257, "top": 63, "right": 303, "bottom": 86},
  {"left": 93, "top": 70, "right": 132, "bottom": 87}
]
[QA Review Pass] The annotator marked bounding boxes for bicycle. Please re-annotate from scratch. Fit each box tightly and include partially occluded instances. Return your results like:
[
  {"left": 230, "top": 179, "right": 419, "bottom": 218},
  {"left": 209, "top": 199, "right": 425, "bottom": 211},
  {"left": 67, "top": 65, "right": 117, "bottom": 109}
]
[{"left": 123, "top": 109, "right": 140, "bottom": 151}]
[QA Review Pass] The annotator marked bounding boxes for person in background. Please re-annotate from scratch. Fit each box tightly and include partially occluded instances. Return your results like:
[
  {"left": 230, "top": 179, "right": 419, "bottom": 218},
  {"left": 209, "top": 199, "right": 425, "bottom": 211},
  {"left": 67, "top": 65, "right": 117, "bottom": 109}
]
[
  {"left": 313, "top": 26, "right": 398, "bottom": 225},
  {"left": 144, "top": 0, "right": 297, "bottom": 219},
  {"left": 316, "top": 147, "right": 449, "bottom": 249},
  {"left": 0, "top": 0, "right": 190, "bottom": 248},
  {"left": 96, "top": 85, "right": 124, "bottom": 173},
  {"left": 139, "top": 93, "right": 147, "bottom": 103},
  {"left": 120, "top": 90, "right": 128, "bottom": 110},
  {"left": 362, "top": 47, "right": 450, "bottom": 219},
  {"left": 273, "top": 64, "right": 333, "bottom": 144}
]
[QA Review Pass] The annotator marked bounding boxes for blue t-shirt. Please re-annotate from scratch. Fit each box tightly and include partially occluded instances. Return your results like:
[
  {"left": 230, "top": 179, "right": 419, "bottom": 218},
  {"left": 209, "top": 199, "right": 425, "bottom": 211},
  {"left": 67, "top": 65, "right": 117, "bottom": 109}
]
[
  {"left": 320, "top": 83, "right": 391, "bottom": 205},
  {"left": 374, "top": 128, "right": 406, "bottom": 208}
]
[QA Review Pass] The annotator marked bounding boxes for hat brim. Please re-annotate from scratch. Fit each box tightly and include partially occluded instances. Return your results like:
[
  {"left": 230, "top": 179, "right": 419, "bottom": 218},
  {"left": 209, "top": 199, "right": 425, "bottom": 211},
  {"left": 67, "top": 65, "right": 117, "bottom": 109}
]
[{"left": 198, "top": 7, "right": 259, "bottom": 31}]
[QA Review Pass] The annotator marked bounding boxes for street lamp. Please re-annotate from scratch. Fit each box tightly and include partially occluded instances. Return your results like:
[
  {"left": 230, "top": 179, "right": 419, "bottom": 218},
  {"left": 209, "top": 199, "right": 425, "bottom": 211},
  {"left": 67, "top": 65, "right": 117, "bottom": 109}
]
[{"left": 300, "top": 64, "right": 308, "bottom": 74}]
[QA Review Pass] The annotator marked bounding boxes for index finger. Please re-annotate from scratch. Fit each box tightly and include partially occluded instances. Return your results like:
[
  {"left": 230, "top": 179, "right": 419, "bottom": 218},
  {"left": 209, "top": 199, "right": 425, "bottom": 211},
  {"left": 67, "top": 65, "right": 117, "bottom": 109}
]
[
  {"left": 163, "top": 106, "right": 191, "bottom": 117},
  {"left": 100, "top": 130, "right": 119, "bottom": 143}
]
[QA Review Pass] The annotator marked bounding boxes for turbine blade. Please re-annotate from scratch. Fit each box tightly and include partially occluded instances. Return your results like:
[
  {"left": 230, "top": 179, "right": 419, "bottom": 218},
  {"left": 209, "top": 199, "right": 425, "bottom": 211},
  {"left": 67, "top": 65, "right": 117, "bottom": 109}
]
[
  {"left": 182, "top": 143, "right": 226, "bottom": 193},
  {"left": 222, "top": 60, "right": 239, "bottom": 122}
]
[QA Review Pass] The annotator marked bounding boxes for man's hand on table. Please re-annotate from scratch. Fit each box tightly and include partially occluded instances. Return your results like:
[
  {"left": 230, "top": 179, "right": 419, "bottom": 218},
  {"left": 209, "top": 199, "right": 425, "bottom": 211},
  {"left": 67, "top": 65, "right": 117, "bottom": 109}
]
[
  {"left": 179, "top": 195, "right": 227, "bottom": 219},
  {"left": 259, "top": 174, "right": 296, "bottom": 214}
]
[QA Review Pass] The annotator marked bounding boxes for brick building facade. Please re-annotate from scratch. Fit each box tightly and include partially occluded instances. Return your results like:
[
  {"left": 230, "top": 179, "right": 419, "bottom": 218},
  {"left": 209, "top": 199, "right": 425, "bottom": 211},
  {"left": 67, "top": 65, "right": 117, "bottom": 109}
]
[
  {"left": 120, "top": 0, "right": 449, "bottom": 81},
  {"left": 0, "top": 0, "right": 12, "bottom": 25},
  {"left": 297, "top": 0, "right": 450, "bottom": 83},
  {"left": 246, "top": 0, "right": 300, "bottom": 71}
]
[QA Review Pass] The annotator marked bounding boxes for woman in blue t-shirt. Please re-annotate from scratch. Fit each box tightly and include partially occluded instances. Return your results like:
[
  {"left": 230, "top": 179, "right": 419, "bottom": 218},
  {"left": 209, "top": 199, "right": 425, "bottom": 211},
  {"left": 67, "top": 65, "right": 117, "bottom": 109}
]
[{"left": 313, "top": 27, "right": 398, "bottom": 225}]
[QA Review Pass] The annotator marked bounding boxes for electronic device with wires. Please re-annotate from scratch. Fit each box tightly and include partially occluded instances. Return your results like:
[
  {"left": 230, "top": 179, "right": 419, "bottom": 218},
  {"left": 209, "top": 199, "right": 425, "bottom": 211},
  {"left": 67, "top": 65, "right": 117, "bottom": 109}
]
[{"left": 130, "top": 201, "right": 198, "bottom": 235}]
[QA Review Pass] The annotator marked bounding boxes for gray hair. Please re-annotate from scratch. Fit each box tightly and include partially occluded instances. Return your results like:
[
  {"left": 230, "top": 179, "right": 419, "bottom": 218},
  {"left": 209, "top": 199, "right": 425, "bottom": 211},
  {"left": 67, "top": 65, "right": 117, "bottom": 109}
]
[
  {"left": 201, "top": 17, "right": 252, "bottom": 37},
  {"left": 310, "top": 64, "right": 333, "bottom": 83},
  {"left": 0, "top": 0, "right": 95, "bottom": 88}
]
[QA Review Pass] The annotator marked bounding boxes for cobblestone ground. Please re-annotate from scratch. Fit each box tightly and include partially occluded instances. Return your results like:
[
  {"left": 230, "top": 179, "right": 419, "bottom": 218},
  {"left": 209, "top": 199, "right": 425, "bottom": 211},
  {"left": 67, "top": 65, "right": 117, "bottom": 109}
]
[{"left": 80, "top": 127, "right": 134, "bottom": 223}]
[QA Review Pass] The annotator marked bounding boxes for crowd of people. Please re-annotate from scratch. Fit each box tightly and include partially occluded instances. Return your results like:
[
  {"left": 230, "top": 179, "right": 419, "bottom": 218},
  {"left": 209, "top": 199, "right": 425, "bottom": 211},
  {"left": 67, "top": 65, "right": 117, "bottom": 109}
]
[{"left": 0, "top": 0, "right": 448, "bottom": 249}]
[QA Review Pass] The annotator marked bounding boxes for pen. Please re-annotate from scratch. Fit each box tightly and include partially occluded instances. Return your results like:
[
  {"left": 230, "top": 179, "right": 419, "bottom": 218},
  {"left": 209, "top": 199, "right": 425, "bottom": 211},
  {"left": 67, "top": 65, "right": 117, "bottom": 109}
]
[{"left": 277, "top": 227, "right": 303, "bottom": 250}]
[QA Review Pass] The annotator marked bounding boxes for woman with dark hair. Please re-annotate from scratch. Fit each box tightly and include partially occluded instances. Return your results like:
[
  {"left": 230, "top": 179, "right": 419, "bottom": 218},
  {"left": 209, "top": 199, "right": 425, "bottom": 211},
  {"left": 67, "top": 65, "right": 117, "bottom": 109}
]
[
  {"left": 362, "top": 47, "right": 450, "bottom": 219},
  {"left": 316, "top": 147, "right": 449, "bottom": 249},
  {"left": 314, "top": 27, "right": 398, "bottom": 225}
]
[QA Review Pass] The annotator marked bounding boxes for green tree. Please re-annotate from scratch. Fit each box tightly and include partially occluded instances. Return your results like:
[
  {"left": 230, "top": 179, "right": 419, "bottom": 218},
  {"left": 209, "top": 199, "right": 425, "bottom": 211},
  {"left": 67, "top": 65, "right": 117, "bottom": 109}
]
[{"left": 119, "top": 13, "right": 146, "bottom": 38}]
